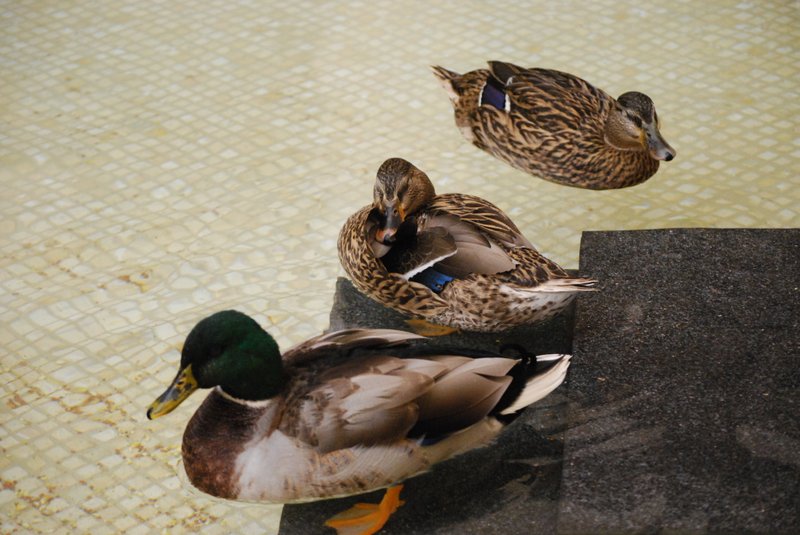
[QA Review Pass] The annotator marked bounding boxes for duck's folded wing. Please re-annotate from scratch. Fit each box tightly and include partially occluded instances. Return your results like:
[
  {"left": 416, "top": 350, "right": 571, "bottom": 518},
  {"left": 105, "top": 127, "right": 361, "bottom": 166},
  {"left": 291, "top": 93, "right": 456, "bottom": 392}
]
[
  {"left": 423, "top": 213, "right": 516, "bottom": 277},
  {"left": 292, "top": 356, "right": 446, "bottom": 453},
  {"left": 282, "top": 329, "right": 425, "bottom": 365},
  {"left": 427, "top": 193, "right": 533, "bottom": 249},
  {"left": 410, "top": 356, "right": 517, "bottom": 436},
  {"left": 486, "top": 60, "right": 527, "bottom": 84},
  {"left": 291, "top": 354, "right": 524, "bottom": 453},
  {"left": 488, "top": 61, "right": 606, "bottom": 132}
]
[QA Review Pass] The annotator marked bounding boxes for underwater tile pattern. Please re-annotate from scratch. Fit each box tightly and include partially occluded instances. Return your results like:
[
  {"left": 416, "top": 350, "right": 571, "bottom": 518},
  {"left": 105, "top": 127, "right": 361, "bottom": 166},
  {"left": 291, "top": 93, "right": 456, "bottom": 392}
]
[{"left": 1, "top": 0, "right": 797, "bottom": 533}]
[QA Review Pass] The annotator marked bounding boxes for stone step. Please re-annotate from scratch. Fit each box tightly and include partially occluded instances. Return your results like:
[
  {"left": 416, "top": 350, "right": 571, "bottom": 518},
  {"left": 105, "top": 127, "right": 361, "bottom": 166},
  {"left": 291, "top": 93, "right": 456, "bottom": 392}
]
[{"left": 558, "top": 228, "right": 800, "bottom": 533}]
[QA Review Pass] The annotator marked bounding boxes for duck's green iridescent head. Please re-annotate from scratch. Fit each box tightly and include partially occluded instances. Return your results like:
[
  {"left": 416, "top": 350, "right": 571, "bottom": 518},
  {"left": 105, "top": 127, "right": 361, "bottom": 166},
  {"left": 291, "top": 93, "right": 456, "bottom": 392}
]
[{"left": 147, "top": 310, "right": 285, "bottom": 420}]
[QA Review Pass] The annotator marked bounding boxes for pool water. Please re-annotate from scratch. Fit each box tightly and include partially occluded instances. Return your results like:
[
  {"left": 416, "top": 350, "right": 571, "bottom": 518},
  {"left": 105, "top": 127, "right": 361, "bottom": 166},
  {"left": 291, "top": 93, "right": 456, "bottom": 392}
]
[{"left": 1, "top": 1, "right": 798, "bottom": 533}]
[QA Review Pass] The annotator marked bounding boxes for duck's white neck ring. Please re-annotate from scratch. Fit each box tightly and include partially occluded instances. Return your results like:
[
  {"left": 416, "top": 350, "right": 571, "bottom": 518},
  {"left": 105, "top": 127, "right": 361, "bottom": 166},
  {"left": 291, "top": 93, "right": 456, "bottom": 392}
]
[{"left": 216, "top": 386, "right": 273, "bottom": 408}]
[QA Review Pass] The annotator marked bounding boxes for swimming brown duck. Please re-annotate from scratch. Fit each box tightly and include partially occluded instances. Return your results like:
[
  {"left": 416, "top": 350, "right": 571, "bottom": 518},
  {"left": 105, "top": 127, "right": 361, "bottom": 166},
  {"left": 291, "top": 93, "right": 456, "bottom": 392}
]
[
  {"left": 432, "top": 61, "right": 675, "bottom": 190},
  {"left": 338, "top": 157, "right": 596, "bottom": 333},
  {"left": 147, "top": 310, "right": 572, "bottom": 534}
]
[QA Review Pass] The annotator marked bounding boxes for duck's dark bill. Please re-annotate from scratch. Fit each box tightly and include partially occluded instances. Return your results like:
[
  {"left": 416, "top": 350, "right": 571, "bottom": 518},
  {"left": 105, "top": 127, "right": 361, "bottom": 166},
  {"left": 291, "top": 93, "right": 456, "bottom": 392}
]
[
  {"left": 147, "top": 364, "right": 199, "bottom": 420},
  {"left": 646, "top": 124, "right": 676, "bottom": 161}
]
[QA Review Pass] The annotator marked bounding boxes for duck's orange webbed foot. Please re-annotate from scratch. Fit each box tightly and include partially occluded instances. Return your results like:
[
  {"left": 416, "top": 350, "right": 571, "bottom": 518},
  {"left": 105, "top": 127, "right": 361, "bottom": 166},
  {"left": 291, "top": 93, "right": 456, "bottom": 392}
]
[
  {"left": 324, "top": 485, "right": 405, "bottom": 535},
  {"left": 405, "top": 319, "right": 458, "bottom": 337}
]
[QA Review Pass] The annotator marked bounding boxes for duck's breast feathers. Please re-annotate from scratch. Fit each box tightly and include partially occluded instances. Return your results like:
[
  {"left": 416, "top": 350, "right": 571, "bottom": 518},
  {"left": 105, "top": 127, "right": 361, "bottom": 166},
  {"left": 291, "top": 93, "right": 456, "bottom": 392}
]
[
  {"left": 182, "top": 390, "right": 266, "bottom": 499},
  {"left": 339, "top": 205, "right": 384, "bottom": 261}
]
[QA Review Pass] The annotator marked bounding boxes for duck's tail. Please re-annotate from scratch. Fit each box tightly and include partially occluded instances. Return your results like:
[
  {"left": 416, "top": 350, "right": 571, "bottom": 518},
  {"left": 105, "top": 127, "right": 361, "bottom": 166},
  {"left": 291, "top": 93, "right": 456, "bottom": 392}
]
[
  {"left": 537, "top": 277, "right": 598, "bottom": 292},
  {"left": 430, "top": 65, "right": 461, "bottom": 83},
  {"left": 500, "top": 354, "right": 571, "bottom": 415},
  {"left": 431, "top": 65, "right": 463, "bottom": 102}
]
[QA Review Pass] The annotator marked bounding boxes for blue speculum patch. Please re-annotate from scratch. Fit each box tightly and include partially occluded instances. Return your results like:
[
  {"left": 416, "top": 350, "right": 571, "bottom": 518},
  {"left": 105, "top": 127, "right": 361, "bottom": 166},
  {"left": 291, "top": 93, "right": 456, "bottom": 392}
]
[
  {"left": 411, "top": 268, "right": 454, "bottom": 293},
  {"left": 480, "top": 77, "right": 507, "bottom": 110}
]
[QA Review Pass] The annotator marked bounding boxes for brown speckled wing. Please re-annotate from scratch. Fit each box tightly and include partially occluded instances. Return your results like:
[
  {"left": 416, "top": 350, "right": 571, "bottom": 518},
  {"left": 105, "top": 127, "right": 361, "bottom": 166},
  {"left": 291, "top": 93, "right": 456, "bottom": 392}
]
[
  {"left": 427, "top": 193, "right": 533, "bottom": 249},
  {"left": 338, "top": 205, "right": 449, "bottom": 317},
  {"left": 500, "top": 66, "right": 610, "bottom": 133}
]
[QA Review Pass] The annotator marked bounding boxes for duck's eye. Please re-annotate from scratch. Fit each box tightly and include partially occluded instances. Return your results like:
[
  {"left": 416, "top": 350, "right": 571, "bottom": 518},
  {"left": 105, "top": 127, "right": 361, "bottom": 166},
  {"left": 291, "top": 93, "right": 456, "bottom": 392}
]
[{"left": 626, "top": 113, "right": 643, "bottom": 128}]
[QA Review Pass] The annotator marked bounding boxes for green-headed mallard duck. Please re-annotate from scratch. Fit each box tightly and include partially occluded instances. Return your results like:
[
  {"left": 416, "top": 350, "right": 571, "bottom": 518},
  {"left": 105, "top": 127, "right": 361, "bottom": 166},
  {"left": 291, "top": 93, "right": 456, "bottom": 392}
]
[
  {"left": 432, "top": 61, "right": 675, "bottom": 190},
  {"left": 147, "top": 310, "right": 571, "bottom": 534},
  {"left": 338, "top": 157, "right": 596, "bottom": 333}
]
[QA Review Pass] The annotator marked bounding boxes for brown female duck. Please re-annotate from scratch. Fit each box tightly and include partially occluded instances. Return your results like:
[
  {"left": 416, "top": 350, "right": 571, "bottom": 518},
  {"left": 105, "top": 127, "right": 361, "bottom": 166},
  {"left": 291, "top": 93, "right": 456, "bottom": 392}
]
[
  {"left": 432, "top": 61, "right": 675, "bottom": 189},
  {"left": 338, "top": 158, "right": 596, "bottom": 333}
]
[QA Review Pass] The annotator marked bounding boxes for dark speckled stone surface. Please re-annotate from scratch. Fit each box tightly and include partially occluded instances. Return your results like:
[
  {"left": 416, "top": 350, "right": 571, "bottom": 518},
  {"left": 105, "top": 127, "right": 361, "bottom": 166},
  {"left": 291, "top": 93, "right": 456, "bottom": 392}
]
[
  {"left": 280, "top": 229, "right": 800, "bottom": 534},
  {"left": 278, "top": 277, "right": 576, "bottom": 535},
  {"left": 558, "top": 228, "right": 800, "bottom": 534}
]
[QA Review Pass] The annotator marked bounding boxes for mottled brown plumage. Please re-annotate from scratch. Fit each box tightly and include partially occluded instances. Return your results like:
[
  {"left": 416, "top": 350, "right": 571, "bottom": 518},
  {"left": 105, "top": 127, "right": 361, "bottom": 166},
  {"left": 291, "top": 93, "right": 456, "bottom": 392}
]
[
  {"left": 338, "top": 158, "right": 597, "bottom": 332},
  {"left": 432, "top": 61, "right": 675, "bottom": 190}
]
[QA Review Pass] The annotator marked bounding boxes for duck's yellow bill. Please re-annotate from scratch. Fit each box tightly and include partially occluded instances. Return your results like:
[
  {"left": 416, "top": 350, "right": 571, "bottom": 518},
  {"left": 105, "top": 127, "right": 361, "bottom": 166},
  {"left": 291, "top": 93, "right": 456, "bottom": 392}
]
[{"left": 147, "top": 364, "right": 198, "bottom": 420}]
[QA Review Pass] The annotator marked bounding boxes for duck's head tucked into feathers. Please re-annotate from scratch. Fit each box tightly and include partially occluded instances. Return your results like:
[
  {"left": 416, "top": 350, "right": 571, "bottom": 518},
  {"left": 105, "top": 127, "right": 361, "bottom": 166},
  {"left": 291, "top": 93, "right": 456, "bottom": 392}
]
[
  {"left": 372, "top": 158, "right": 436, "bottom": 244},
  {"left": 605, "top": 91, "right": 675, "bottom": 161},
  {"left": 147, "top": 310, "right": 285, "bottom": 419},
  {"left": 339, "top": 157, "right": 597, "bottom": 331}
]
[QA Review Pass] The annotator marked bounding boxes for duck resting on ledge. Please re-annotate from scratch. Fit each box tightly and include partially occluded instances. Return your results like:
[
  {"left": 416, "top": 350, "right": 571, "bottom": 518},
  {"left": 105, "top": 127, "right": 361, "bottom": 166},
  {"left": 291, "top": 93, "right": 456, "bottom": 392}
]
[
  {"left": 338, "top": 157, "right": 597, "bottom": 334},
  {"left": 147, "top": 310, "right": 572, "bottom": 534},
  {"left": 432, "top": 61, "right": 675, "bottom": 190}
]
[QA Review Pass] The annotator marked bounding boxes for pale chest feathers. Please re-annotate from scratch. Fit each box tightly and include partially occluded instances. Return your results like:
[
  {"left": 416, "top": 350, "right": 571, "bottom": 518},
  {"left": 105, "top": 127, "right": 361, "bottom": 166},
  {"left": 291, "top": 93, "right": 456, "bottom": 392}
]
[{"left": 231, "top": 412, "right": 503, "bottom": 503}]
